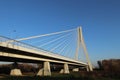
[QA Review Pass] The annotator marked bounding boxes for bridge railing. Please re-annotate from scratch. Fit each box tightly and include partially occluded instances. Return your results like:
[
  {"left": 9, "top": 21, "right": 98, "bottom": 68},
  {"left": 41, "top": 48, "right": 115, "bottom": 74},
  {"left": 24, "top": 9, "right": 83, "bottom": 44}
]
[
  {"left": 0, "top": 35, "right": 52, "bottom": 53},
  {"left": 0, "top": 36, "right": 73, "bottom": 60}
]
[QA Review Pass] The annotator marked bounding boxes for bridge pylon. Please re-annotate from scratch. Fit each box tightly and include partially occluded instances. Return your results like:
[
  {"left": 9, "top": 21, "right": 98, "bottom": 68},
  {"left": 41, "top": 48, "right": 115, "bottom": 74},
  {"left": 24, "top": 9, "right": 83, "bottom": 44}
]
[{"left": 75, "top": 27, "right": 93, "bottom": 71}]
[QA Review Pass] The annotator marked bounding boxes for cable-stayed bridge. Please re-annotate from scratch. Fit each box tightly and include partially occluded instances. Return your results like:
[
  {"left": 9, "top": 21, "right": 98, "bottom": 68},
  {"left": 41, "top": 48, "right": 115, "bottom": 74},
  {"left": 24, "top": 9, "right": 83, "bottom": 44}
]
[{"left": 0, "top": 27, "right": 93, "bottom": 76}]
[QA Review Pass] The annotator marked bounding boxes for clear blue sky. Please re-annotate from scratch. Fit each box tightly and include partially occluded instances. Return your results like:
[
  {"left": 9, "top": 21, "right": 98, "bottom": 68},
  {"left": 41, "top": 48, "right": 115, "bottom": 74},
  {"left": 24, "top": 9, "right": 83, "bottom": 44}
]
[{"left": 0, "top": 0, "right": 120, "bottom": 65}]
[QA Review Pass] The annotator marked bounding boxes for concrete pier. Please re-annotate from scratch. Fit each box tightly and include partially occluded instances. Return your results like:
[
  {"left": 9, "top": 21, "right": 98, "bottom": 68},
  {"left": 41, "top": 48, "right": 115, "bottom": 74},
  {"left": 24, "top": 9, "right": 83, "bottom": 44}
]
[
  {"left": 37, "top": 61, "right": 51, "bottom": 76},
  {"left": 60, "top": 63, "right": 70, "bottom": 74}
]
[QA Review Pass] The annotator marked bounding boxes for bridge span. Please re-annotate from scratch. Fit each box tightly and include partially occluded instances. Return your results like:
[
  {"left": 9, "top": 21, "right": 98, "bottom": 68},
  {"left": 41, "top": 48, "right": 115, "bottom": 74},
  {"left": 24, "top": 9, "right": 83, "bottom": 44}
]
[{"left": 0, "top": 27, "right": 93, "bottom": 76}]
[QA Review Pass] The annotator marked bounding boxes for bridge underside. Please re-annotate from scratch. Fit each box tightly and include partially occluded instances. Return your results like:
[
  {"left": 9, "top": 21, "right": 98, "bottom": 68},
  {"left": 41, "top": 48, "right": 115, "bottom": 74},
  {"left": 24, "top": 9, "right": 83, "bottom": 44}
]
[
  {"left": 0, "top": 46, "right": 86, "bottom": 67},
  {"left": 0, "top": 55, "right": 42, "bottom": 63}
]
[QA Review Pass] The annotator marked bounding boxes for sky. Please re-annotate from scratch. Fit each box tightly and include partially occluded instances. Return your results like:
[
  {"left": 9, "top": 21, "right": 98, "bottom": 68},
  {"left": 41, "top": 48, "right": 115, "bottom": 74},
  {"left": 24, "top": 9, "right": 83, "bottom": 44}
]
[{"left": 0, "top": 0, "right": 120, "bottom": 66}]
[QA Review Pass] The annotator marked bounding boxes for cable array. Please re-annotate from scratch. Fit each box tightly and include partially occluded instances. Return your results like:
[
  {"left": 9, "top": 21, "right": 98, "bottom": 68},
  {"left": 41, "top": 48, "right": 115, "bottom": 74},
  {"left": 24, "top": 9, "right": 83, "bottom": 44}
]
[{"left": 9, "top": 28, "right": 87, "bottom": 62}]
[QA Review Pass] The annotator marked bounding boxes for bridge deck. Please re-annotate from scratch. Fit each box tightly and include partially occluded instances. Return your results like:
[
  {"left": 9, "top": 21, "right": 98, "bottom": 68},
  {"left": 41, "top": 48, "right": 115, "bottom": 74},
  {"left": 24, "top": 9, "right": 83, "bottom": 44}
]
[{"left": 0, "top": 36, "right": 87, "bottom": 66}]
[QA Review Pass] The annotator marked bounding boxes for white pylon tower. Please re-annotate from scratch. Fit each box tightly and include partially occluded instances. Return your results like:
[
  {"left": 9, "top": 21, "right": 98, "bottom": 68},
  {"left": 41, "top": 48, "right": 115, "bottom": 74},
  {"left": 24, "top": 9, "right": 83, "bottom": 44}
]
[{"left": 75, "top": 27, "right": 93, "bottom": 71}]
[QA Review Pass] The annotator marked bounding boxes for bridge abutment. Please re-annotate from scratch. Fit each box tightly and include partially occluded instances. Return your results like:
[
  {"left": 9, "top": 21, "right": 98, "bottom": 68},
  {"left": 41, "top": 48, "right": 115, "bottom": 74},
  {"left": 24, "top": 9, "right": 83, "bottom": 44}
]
[{"left": 37, "top": 61, "right": 51, "bottom": 76}]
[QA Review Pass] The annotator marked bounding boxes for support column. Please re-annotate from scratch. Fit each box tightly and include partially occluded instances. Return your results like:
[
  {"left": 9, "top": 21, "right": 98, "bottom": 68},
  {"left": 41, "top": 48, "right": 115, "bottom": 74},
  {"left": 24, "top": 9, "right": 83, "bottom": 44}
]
[
  {"left": 37, "top": 61, "right": 51, "bottom": 76},
  {"left": 64, "top": 63, "right": 69, "bottom": 73},
  {"left": 60, "top": 69, "right": 64, "bottom": 73},
  {"left": 72, "top": 68, "right": 79, "bottom": 72},
  {"left": 76, "top": 27, "right": 93, "bottom": 71},
  {"left": 60, "top": 63, "right": 70, "bottom": 74},
  {"left": 86, "top": 66, "right": 90, "bottom": 72}
]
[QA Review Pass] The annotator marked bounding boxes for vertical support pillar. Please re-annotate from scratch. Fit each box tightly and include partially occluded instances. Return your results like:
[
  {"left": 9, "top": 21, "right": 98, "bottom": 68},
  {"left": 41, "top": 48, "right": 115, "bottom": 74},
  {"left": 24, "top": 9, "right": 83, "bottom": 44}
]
[
  {"left": 60, "top": 63, "right": 70, "bottom": 74},
  {"left": 64, "top": 63, "right": 69, "bottom": 74},
  {"left": 82, "top": 39, "right": 93, "bottom": 71},
  {"left": 75, "top": 27, "right": 80, "bottom": 60},
  {"left": 86, "top": 66, "right": 89, "bottom": 72},
  {"left": 60, "top": 69, "right": 64, "bottom": 73},
  {"left": 37, "top": 68, "right": 44, "bottom": 76},
  {"left": 44, "top": 61, "right": 51, "bottom": 76},
  {"left": 37, "top": 61, "right": 51, "bottom": 76},
  {"left": 76, "top": 27, "right": 93, "bottom": 71}
]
